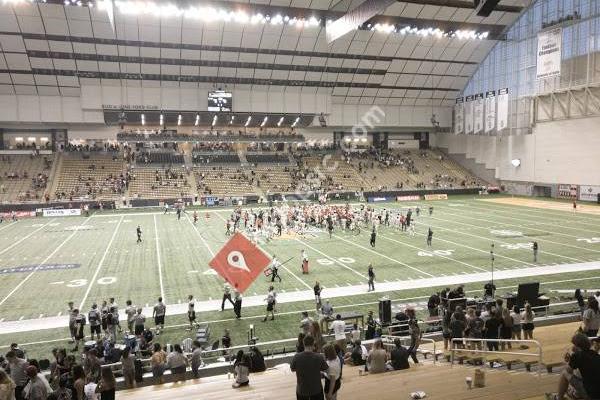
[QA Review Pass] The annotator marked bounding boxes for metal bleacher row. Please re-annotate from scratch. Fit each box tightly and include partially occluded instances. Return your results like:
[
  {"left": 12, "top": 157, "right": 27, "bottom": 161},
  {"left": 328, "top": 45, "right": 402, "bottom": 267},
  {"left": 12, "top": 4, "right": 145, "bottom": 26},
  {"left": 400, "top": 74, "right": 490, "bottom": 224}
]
[{"left": 0, "top": 154, "right": 52, "bottom": 203}]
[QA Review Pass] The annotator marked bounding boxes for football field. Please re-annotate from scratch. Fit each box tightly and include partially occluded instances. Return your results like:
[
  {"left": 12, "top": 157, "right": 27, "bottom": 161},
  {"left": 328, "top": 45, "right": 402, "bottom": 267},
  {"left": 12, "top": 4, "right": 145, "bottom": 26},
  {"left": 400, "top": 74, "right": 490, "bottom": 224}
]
[{"left": 1, "top": 195, "right": 600, "bottom": 356}]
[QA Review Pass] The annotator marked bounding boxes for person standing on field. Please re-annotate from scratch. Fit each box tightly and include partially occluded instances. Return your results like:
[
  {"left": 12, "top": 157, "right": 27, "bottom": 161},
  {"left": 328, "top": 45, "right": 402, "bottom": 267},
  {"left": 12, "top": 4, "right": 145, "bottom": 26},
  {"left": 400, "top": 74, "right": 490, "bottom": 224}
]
[{"left": 532, "top": 241, "right": 539, "bottom": 263}]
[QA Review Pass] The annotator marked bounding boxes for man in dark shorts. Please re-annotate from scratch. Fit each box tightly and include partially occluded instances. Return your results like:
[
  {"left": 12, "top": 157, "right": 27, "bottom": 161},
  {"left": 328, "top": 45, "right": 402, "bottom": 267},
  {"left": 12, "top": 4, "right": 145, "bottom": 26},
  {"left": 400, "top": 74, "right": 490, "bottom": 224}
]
[
  {"left": 290, "top": 335, "right": 328, "bottom": 400},
  {"left": 136, "top": 225, "right": 142, "bottom": 243},
  {"left": 187, "top": 295, "right": 197, "bottom": 330},
  {"left": 153, "top": 297, "right": 166, "bottom": 336},
  {"left": 367, "top": 264, "right": 375, "bottom": 292},
  {"left": 427, "top": 227, "right": 433, "bottom": 247},
  {"left": 72, "top": 309, "right": 86, "bottom": 352},
  {"left": 370, "top": 226, "right": 376, "bottom": 248},
  {"left": 88, "top": 303, "right": 101, "bottom": 341},
  {"left": 547, "top": 333, "right": 600, "bottom": 400}
]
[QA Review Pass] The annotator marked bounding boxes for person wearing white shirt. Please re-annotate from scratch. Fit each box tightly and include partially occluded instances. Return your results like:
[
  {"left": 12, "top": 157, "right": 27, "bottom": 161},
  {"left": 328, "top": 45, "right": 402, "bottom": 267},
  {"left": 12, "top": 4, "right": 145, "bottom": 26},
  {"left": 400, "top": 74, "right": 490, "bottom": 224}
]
[
  {"left": 330, "top": 315, "right": 347, "bottom": 350},
  {"left": 350, "top": 324, "right": 361, "bottom": 343}
]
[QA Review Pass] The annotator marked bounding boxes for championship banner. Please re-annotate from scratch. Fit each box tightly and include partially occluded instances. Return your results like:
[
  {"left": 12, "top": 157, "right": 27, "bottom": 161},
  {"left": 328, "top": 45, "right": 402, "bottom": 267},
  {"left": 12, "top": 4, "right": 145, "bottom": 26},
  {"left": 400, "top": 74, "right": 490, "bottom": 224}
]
[
  {"left": 536, "top": 28, "right": 562, "bottom": 80},
  {"left": 558, "top": 184, "right": 578, "bottom": 199},
  {"left": 497, "top": 88, "right": 509, "bottom": 131},
  {"left": 464, "top": 95, "right": 474, "bottom": 134},
  {"left": 424, "top": 194, "right": 448, "bottom": 201},
  {"left": 42, "top": 209, "right": 81, "bottom": 217},
  {"left": 484, "top": 91, "right": 496, "bottom": 134},
  {"left": 454, "top": 97, "right": 464, "bottom": 135},
  {"left": 578, "top": 185, "right": 600, "bottom": 202},
  {"left": 209, "top": 232, "right": 271, "bottom": 293},
  {"left": 473, "top": 93, "right": 484, "bottom": 134}
]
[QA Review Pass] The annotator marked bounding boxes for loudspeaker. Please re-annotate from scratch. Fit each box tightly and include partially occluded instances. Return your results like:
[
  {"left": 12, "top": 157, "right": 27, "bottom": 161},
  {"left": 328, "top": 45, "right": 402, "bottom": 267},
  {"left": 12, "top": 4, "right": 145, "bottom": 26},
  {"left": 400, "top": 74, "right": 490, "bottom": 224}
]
[
  {"left": 474, "top": 0, "right": 501, "bottom": 17},
  {"left": 378, "top": 299, "right": 391, "bottom": 325}
]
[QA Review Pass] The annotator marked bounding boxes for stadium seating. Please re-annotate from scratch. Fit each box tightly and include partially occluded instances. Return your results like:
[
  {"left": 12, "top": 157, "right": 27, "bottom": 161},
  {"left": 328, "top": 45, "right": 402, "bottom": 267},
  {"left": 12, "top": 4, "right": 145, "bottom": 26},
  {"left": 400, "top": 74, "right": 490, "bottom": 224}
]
[
  {"left": 128, "top": 167, "right": 193, "bottom": 199},
  {"left": 246, "top": 153, "right": 291, "bottom": 165},
  {"left": 0, "top": 154, "right": 52, "bottom": 203},
  {"left": 194, "top": 166, "right": 258, "bottom": 196},
  {"left": 136, "top": 152, "right": 185, "bottom": 165},
  {"left": 192, "top": 153, "right": 241, "bottom": 165},
  {"left": 53, "top": 155, "right": 126, "bottom": 201}
]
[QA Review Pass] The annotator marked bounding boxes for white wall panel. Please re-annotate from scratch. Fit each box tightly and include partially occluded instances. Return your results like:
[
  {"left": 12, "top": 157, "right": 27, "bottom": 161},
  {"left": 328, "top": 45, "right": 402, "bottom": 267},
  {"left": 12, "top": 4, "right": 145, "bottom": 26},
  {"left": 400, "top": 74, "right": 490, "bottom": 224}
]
[
  {"left": 17, "top": 95, "right": 40, "bottom": 122},
  {"left": 40, "top": 95, "right": 62, "bottom": 122}
]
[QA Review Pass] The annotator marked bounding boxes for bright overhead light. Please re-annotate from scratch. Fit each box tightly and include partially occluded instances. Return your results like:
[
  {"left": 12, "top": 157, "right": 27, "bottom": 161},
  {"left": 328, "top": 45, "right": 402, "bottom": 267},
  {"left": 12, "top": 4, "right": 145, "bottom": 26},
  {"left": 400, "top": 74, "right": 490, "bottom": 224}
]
[
  {"left": 511, "top": 159, "right": 521, "bottom": 167},
  {"left": 230, "top": 115, "right": 235, "bottom": 124},
  {"left": 291, "top": 116, "right": 300, "bottom": 128},
  {"left": 141, "top": 113, "right": 145, "bottom": 125},
  {"left": 260, "top": 116, "right": 268, "bottom": 127},
  {"left": 212, "top": 115, "right": 217, "bottom": 127},
  {"left": 177, "top": 114, "right": 182, "bottom": 126},
  {"left": 277, "top": 116, "right": 284, "bottom": 127},
  {"left": 195, "top": 113, "right": 200, "bottom": 126},
  {"left": 245, "top": 116, "right": 252, "bottom": 127}
]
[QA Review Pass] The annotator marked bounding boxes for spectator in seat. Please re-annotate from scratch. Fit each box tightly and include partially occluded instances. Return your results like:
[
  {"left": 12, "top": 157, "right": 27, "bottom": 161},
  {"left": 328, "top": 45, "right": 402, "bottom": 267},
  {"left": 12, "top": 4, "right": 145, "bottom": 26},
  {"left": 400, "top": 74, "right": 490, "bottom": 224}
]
[
  {"left": 367, "top": 339, "right": 387, "bottom": 374},
  {"left": 547, "top": 333, "right": 600, "bottom": 400},
  {"left": 166, "top": 344, "right": 188, "bottom": 382},
  {"left": 290, "top": 335, "right": 328, "bottom": 400},
  {"left": 582, "top": 297, "right": 600, "bottom": 338},
  {"left": 231, "top": 351, "right": 250, "bottom": 389},
  {"left": 0, "top": 368, "right": 16, "bottom": 400},
  {"left": 388, "top": 338, "right": 410, "bottom": 371},
  {"left": 191, "top": 341, "right": 204, "bottom": 379},
  {"left": 344, "top": 340, "right": 367, "bottom": 366},
  {"left": 150, "top": 344, "right": 167, "bottom": 384},
  {"left": 6, "top": 351, "right": 28, "bottom": 400}
]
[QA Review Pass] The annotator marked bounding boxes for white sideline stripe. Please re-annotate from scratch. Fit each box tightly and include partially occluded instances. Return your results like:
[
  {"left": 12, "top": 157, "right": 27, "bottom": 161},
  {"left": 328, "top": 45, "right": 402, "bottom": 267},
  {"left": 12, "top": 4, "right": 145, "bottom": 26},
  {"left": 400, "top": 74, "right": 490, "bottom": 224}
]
[
  {"left": 0, "top": 219, "right": 55, "bottom": 256},
  {"left": 0, "top": 216, "right": 92, "bottom": 307},
  {"left": 78, "top": 216, "right": 124, "bottom": 310},
  {"left": 153, "top": 215, "right": 166, "bottom": 302},
  {"left": 295, "top": 238, "right": 367, "bottom": 279},
  {"left": 0, "top": 277, "right": 591, "bottom": 348},
  {"left": 0, "top": 272, "right": 600, "bottom": 338},
  {"left": 378, "top": 234, "right": 487, "bottom": 272},
  {"left": 333, "top": 233, "right": 434, "bottom": 277},
  {"left": 434, "top": 203, "right": 600, "bottom": 254}
]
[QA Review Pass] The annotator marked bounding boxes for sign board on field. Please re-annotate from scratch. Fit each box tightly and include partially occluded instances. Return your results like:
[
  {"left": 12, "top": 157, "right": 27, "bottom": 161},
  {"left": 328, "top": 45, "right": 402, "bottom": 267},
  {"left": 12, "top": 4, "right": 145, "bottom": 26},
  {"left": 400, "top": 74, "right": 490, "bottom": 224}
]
[
  {"left": 558, "top": 184, "right": 578, "bottom": 199},
  {"left": 578, "top": 185, "right": 600, "bottom": 202},
  {"left": 424, "top": 194, "right": 448, "bottom": 201},
  {"left": 42, "top": 209, "right": 82, "bottom": 217},
  {"left": 397, "top": 195, "right": 421, "bottom": 202}
]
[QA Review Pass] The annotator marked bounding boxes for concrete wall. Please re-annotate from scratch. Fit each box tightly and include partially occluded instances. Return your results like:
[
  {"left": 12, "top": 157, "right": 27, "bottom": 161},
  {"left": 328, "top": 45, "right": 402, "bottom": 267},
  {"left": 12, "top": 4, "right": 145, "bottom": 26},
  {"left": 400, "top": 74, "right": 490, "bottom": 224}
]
[{"left": 432, "top": 115, "right": 600, "bottom": 186}]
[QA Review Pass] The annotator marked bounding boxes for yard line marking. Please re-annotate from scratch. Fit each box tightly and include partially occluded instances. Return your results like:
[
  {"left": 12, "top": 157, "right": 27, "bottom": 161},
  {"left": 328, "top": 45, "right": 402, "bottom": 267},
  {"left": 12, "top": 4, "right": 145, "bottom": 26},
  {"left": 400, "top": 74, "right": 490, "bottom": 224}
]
[
  {"left": 185, "top": 214, "right": 215, "bottom": 257},
  {"left": 0, "top": 219, "right": 55, "bottom": 256},
  {"left": 0, "top": 216, "right": 92, "bottom": 308},
  {"left": 294, "top": 238, "right": 367, "bottom": 279},
  {"left": 153, "top": 215, "right": 166, "bottom": 302},
  {"left": 400, "top": 206, "right": 584, "bottom": 263},
  {"left": 333, "top": 233, "right": 434, "bottom": 277},
  {"left": 0, "top": 222, "right": 17, "bottom": 233},
  {"left": 379, "top": 234, "right": 487, "bottom": 272},
  {"left": 78, "top": 216, "right": 124, "bottom": 310},
  {"left": 434, "top": 203, "right": 600, "bottom": 253}
]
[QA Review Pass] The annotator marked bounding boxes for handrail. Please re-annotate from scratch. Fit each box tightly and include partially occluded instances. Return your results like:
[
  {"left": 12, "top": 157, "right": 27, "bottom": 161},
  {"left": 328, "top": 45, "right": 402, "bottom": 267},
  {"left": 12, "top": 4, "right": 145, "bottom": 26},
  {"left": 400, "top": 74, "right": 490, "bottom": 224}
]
[
  {"left": 449, "top": 338, "right": 543, "bottom": 376},
  {"left": 380, "top": 335, "right": 437, "bottom": 365}
]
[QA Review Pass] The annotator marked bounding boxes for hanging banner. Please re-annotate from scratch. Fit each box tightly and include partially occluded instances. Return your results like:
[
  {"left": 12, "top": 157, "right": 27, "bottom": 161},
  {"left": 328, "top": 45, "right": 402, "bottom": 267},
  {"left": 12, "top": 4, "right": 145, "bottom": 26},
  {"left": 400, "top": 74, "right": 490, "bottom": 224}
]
[
  {"left": 579, "top": 185, "right": 600, "bottom": 202},
  {"left": 484, "top": 91, "right": 496, "bottom": 134},
  {"left": 473, "top": 93, "right": 484, "bottom": 134},
  {"left": 536, "top": 28, "right": 562, "bottom": 80},
  {"left": 497, "top": 88, "right": 509, "bottom": 131},
  {"left": 454, "top": 97, "right": 464, "bottom": 134},
  {"left": 465, "top": 95, "right": 474, "bottom": 134}
]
